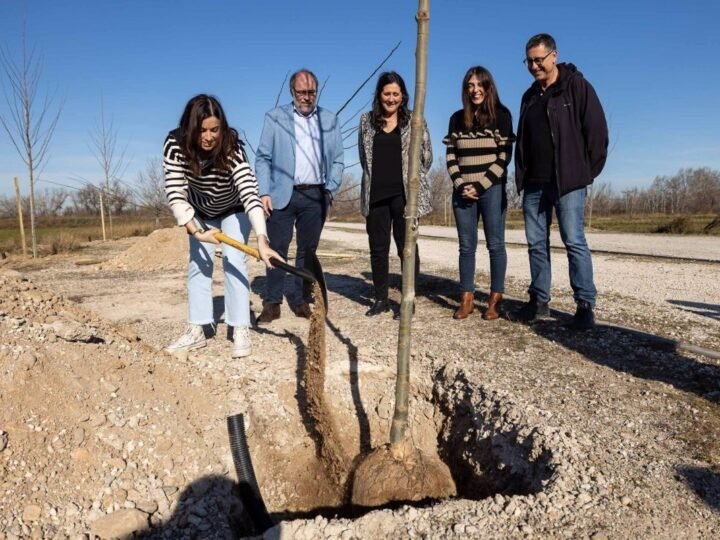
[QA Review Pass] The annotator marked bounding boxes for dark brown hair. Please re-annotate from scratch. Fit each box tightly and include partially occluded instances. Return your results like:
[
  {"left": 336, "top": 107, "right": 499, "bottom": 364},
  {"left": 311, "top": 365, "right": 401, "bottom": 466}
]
[
  {"left": 461, "top": 66, "right": 504, "bottom": 130},
  {"left": 371, "top": 71, "right": 411, "bottom": 131},
  {"left": 178, "top": 94, "right": 238, "bottom": 176}
]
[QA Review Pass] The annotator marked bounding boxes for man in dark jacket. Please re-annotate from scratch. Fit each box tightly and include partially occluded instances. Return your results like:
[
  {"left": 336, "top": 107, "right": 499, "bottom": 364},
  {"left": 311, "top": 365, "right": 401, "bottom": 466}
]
[{"left": 509, "top": 33, "right": 608, "bottom": 329}]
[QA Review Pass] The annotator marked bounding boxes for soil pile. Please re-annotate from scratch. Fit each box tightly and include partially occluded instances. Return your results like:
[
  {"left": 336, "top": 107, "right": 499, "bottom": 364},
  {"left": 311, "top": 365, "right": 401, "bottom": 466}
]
[
  {"left": 0, "top": 270, "right": 244, "bottom": 538},
  {"left": 103, "top": 227, "right": 187, "bottom": 272}
]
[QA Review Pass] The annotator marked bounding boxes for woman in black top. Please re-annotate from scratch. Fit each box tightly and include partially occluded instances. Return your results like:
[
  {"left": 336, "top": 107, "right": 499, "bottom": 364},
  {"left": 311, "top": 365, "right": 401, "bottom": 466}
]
[{"left": 358, "top": 72, "right": 433, "bottom": 317}]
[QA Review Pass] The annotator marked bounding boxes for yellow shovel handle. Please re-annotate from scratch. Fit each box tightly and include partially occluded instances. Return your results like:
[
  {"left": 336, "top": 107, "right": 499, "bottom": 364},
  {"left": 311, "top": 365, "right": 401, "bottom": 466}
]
[{"left": 214, "top": 232, "right": 261, "bottom": 260}]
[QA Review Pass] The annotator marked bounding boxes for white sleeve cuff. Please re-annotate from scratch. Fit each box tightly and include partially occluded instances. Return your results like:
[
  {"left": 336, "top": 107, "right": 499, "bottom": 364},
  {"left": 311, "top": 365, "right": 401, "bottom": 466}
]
[
  {"left": 247, "top": 206, "right": 267, "bottom": 239},
  {"left": 172, "top": 203, "right": 195, "bottom": 227}
]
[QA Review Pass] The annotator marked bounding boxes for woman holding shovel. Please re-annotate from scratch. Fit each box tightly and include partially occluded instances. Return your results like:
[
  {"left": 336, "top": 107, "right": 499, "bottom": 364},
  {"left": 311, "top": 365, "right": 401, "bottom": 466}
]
[
  {"left": 444, "top": 66, "right": 514, "bottom": 321},
  {"left": 358, "top": 71, "right": 433, "bottom": 318},
  {"left": 163, "top": 94, "right": 280, "bottom": 358}
]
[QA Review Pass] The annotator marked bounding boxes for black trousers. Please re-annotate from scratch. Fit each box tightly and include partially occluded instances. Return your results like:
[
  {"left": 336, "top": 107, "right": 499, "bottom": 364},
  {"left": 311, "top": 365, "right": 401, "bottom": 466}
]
[{"left": 365, "top": 194, "right": 420, "bottom": 300}]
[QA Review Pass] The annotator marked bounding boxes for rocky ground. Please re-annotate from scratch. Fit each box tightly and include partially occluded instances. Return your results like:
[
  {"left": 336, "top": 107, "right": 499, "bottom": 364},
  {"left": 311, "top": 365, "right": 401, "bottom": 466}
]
[{"left": 0, "top": 226, "right": 719, "bottom": 539}]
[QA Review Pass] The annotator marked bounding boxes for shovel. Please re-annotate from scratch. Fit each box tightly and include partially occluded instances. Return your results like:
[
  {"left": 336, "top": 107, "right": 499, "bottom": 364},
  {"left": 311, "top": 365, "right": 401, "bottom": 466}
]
[{"left": 213, "top": 232, "right": 328, "bottom": 312}]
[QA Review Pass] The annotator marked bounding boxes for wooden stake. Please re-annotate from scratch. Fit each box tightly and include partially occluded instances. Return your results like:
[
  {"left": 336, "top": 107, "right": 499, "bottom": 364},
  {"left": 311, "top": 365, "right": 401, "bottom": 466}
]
[{"left": 13, "top": 177, "right": 27, "bottom": 257}]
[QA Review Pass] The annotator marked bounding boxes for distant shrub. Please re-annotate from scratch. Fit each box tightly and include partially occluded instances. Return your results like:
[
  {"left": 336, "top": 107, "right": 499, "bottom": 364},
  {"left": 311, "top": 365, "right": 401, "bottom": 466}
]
[
  {"left": 48, "top": 233, "right": 79, "bottom": 254},
  {"left": 653, "top": 216, "right": 691, "bottom": 234}
]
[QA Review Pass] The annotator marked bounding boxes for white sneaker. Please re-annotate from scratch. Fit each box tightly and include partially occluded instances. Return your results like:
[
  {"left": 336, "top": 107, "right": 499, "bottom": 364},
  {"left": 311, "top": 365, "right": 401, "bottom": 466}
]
[
  {"left": 232, "top": 326, "right": 252, "bottom": 358},
  {"left": 164, "top": 324, "right": 206, "bottom": 353}
]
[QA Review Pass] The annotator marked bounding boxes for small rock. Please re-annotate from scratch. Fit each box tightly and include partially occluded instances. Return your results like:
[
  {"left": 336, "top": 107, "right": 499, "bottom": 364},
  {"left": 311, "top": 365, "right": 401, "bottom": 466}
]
[
  {"left": 22, "top": 504, "right": 42, "bottom": 522},
  {"left": 90, "top": 509, "right": 149, "bottom": 538},
  {"left": 621, "top": 496, "right": 632, "bottom": 506},
  {"left": 136, "top": 500, "right": 159, "bottom": 514}
]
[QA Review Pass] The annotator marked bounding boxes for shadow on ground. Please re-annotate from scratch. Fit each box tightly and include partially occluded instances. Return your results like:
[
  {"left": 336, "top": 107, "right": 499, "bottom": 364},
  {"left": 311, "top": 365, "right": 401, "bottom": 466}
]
[
  {"left": 677, "top": 465, "right": 720, "bottom": 512},
  {"left": 503, "top": 297, "right": 720, "bottom": 404},
  {"left": 668, "top": 299, "right": 720, "bottom": 322}
]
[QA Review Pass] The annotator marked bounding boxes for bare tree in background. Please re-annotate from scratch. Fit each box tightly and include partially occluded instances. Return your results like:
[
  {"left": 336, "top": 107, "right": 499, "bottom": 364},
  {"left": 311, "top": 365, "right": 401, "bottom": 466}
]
[
  {"left": 136, "top": 157, "right": 170, "bottom": 226},
  {"left": 71, "top": 184, "right": 103, "bottom": 214},
  {"left": 330, "top": 172, "right": 362, "bottom": 218},
  {"left": 506, "top": 172, "right": 521, "bottom": 209},
  {"left": 424, "top": 162, "right": 451, "bottom": 225},
  {"left": 89, "top": 97, "right": 128, "bottom": 238},
  {"left": 0, "top": 29, "right": 63, "bottom": 257}
]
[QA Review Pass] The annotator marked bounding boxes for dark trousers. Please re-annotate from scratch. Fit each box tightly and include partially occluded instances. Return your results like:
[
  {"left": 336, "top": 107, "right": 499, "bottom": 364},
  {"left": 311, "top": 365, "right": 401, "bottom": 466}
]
[
  {"left": 365, "top": 194, "right": 420, "bottom": 300},
  {"left": 265, "top": 186, "right": 326, "bottom": 307}
]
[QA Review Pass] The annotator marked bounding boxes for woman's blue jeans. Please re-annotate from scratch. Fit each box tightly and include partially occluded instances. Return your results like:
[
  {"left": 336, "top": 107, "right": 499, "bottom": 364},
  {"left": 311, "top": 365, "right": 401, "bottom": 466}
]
[
  {"left": 452, "top": 183, "right": 507, "bottom": 292},
  {"left": 522, "top": 183, "right": 596, "bottom": 306},
  {"left": 187, "top": 212, "right": 252, "bottom": 327}
]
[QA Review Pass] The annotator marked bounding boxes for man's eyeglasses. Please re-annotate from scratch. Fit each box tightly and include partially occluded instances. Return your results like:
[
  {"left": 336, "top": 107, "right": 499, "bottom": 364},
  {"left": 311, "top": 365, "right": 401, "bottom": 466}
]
[
  {"left": 523, "top": 50, "right": 555, "bottom": 66},
  {"left": 293, "top": 89, "right": 317, "bottom": 98}
]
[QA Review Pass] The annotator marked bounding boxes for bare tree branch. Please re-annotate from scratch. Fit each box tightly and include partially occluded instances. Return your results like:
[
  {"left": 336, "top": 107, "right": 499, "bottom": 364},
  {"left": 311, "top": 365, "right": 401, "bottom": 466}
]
[{"left": 336, "top": 41, "right": 401, "bottom": 116}]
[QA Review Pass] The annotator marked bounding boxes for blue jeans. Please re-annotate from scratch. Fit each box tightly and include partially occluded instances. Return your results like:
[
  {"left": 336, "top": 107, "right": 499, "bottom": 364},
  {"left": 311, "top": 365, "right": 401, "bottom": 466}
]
[
  {"left": 265, "top": 186, "right": 326, "bottom": 306},
  {"left": 453, "top": 183, "right": 507, "bottom": 292},
  {"left": 522, "top": 183, "right": 596, "bottom": 306},
  {"left": 187, "top": 212, "right": 251, "bottom": 327}
]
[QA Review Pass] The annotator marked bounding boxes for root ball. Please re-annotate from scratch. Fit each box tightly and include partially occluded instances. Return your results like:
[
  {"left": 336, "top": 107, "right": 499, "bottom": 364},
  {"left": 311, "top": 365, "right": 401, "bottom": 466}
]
[{"left": 351, "top": 439, "right": 456, "bottom": 507}]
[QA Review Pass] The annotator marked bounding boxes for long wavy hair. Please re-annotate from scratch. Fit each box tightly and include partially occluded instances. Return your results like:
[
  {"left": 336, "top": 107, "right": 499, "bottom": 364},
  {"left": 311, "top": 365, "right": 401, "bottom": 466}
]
[
  {"left": 371, "top": 71, "right": 411, "bottom": 131},
  {"left": 178, "top": 94, "right": 238, "bottom": 176},
  {"left": 461, "top": 66, "right": 503, "bottom": 130}
]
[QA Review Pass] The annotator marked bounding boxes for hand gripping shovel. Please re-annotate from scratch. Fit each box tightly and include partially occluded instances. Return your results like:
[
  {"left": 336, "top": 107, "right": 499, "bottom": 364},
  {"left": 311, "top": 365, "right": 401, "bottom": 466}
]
[{"left": 214, "top": 232, "right": 328, "bottom": 312}]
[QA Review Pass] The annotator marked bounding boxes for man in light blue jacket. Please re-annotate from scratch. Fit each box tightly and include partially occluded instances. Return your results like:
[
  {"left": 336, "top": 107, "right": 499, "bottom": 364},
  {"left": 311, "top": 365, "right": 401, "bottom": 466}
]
[{"left": 255, "top": 69, "right": 344, "bottom": 323}]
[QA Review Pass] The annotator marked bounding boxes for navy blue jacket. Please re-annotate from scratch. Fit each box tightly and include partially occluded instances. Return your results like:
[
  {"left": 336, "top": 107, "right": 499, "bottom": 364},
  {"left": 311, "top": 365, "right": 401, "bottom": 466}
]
[{"left": 515, "top": 63, "right": 608, "bottom": 196}]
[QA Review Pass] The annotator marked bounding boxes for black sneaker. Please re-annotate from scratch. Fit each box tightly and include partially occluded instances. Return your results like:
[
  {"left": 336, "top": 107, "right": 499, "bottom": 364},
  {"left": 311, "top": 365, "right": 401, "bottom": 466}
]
[
  {"left": 569, "top": 300, "right": 595, "bottom": 330},
  {"left": 507, "top": 297, "right": 550, "bottom": 323},
  {"left": 365, "top": 299, "right": 390, "bottom": 317}
]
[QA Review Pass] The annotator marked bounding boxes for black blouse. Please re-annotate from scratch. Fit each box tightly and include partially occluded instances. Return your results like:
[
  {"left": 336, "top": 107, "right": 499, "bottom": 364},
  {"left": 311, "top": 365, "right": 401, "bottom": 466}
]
[{"left": 370, "top": 126, "right": 403, "bottom": 204}]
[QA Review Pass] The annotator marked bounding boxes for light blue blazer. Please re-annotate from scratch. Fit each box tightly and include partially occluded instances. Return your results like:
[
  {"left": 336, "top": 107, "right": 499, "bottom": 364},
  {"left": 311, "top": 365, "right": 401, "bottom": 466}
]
[{"left": 255, "top": 103, "right": 345, "bottom": 210}]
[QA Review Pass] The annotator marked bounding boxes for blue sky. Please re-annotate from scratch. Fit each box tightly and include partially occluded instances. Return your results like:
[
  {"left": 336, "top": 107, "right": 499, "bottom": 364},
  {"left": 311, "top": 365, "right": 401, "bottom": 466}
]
[{"left": 1, "top": 0, "right": 719, "bottom": 199}]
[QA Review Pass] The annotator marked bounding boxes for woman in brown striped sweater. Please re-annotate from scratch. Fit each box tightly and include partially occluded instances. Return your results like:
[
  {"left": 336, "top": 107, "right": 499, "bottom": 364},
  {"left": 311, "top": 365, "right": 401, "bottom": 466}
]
[{"left": 444, "top": 66, "right": 514, "bottom": 320}]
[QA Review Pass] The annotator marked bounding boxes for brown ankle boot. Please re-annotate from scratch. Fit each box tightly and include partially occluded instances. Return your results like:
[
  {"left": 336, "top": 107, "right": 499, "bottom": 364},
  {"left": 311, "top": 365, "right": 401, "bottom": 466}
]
[
  {"left": 453, "top": 291, "right": 474, "bottom": 319},
  {"left": 483, "top": 292, "right": 503, "bottom": 320}
]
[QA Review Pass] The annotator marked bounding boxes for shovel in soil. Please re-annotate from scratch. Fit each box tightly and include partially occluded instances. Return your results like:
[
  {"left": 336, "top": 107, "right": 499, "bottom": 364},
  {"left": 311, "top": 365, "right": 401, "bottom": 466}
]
[{"left": 213, "top": 231, "right": 328, "bottom": 312}]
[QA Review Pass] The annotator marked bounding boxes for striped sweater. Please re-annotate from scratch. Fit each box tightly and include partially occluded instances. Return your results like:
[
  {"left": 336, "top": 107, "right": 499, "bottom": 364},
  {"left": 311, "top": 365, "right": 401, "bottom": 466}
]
[
  {"left": 443, "top": 106, "right": 514, "bottom": 192},
  {"left": 163, "top": 130, "right": 264, "bottom": 228}
]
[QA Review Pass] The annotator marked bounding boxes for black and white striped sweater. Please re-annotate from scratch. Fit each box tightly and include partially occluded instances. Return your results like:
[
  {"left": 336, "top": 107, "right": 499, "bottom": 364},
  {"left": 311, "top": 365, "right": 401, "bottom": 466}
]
[
  {"left": 163, "top": 131, "right": 264, "bottom": 227},
  {"left": 443, "top": 107, "right": 514, "bottom": 192}
]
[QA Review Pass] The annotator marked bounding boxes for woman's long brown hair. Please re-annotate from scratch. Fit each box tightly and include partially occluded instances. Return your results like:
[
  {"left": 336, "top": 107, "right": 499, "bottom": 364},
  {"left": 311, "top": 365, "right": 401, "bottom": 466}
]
[
  {"left": 178, "top": 94, "right": 238, "bottom": 176},
  {"left": 371, "top": 71, "right": 411, "bottom": 131},
  {"left": 461, "top": 66, "right": 503, "bottom": 130}
]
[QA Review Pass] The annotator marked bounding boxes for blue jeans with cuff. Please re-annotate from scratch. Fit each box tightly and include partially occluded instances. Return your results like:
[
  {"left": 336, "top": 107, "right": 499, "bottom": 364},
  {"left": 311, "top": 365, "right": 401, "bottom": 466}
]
[{"left": 187, "top": 212, "right": 251, "bottom": 327}]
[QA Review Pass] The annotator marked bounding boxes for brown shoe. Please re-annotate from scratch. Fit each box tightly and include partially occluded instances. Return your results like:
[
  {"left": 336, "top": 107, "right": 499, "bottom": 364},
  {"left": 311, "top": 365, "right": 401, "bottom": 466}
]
[
  {"left": 483, "top": 292, "right": 503, "bottom": 320},
  {"left": 293, "top": 303, "right": 313, "bottom": 319},
  {"left": 453, "top": 291, "right": 474, "bottom": 319},
  {"left": 257, "top": 303, "right": 281, "bottom": 324}
]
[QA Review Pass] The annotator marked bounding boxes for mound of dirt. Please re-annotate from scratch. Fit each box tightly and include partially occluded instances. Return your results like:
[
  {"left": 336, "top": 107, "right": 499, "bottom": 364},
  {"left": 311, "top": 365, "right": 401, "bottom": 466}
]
[
  {"left": 103, "top": 227, "right": 187, "bottom": 272},
  {"left": 0, "top": 270, "right": 244, "bottom": 538}
]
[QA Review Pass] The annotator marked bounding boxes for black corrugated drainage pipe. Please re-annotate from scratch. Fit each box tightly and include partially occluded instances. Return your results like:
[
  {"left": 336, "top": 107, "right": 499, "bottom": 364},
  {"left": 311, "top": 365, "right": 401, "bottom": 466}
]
[{"left": 227, "top": 413, "right": 274, "bottom": 534}]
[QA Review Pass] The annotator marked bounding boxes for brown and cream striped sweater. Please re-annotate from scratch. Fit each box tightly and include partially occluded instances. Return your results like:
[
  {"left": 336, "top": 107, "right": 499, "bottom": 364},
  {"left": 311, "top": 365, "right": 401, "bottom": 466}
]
[{"left": 443, "top": 106, "right": 514, "bottom": 192}]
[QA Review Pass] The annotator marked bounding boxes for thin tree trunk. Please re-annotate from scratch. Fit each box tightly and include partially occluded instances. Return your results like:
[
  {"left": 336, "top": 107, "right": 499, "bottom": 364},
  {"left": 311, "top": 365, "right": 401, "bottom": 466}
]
[
  {"left": 99, "top": 191, "right": 107, "bottom": 241},
  {"left": 390, "top": 0, "right": 429, "bottom": 445},
  {"left": 13, "top": 177, "right": 27, "bottom": 257}
]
